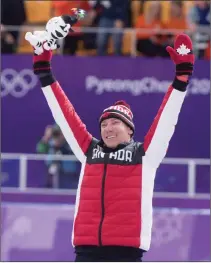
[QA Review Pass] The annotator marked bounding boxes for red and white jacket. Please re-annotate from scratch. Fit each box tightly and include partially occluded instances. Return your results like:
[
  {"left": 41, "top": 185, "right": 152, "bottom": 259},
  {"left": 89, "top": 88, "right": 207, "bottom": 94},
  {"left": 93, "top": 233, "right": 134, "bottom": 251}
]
[{"left": 41, "top": 78, "right": 187, "bottom": 251}]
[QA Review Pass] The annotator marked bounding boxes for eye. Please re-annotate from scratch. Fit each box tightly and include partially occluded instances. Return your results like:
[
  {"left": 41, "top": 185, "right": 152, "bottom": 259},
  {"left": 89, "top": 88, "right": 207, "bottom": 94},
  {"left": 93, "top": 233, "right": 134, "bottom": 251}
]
[{"left": 113, "top": 120, "right": 120, "bottom": 124}]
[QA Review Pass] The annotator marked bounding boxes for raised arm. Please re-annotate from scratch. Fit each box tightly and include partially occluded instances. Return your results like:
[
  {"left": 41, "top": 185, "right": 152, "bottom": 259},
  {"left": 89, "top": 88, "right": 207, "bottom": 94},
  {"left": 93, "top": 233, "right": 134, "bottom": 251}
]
[
  {"left": 143, "top": 77, "right": 187, "bottom": 168},
  {"left": 33, "top": 50, "right": 92, "bottom": 163},
  {"left": 143, "top": 34, "right": 195, "bottom": 168}
]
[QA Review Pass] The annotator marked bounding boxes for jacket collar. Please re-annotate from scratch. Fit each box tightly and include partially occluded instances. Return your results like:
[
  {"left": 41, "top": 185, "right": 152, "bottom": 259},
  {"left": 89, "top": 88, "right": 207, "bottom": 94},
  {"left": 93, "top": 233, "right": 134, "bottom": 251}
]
[{"left": 99, "top": 139, "right": 134, "bottom": 153}]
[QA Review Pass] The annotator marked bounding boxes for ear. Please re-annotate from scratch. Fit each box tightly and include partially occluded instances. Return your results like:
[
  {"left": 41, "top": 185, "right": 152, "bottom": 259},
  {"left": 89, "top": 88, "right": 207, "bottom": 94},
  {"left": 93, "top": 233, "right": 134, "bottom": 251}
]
[{"left": 128, "top": 128, "right": 133, "bottom": 135}]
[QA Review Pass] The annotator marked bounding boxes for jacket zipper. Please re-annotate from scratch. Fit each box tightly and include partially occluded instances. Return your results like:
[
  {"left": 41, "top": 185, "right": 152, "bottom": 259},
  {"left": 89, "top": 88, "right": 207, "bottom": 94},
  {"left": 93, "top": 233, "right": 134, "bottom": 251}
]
[{"left": 98, "top": 162, "right": 107, "bottom": 246}]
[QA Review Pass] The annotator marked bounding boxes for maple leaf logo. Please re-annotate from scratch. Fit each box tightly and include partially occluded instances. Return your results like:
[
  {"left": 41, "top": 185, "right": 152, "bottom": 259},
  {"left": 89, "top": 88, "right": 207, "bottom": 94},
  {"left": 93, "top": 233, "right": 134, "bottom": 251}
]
[{"left": 176, "top": 44, "right": 191, "bottom": 56}]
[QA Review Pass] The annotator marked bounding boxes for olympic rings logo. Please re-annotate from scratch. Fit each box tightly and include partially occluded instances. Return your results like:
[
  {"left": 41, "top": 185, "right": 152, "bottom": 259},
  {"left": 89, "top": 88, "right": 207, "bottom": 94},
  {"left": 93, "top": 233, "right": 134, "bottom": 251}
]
[{"left": 1, "top": 69, "right": 38, "bottom": 98}]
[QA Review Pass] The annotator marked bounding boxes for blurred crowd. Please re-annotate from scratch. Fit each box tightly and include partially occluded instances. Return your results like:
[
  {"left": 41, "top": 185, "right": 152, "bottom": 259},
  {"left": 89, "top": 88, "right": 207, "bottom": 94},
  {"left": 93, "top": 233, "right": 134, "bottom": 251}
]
[
  {"left": 1, "top": 0, "right": 210, "bottom": 58},
  {"left": 36, "top": 124, "right": 80, "bottom": 189}
]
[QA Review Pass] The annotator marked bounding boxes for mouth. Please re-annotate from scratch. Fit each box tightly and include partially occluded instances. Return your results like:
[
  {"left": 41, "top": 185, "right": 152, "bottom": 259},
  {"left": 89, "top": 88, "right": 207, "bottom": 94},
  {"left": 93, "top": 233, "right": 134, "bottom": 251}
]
[{"left": 106, "top": 135, "right": 116, "bottom": 139}]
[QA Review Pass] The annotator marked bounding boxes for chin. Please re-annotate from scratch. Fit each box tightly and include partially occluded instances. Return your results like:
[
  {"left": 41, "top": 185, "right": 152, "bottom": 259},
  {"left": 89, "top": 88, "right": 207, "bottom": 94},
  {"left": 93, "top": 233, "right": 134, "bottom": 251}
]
[{"left": 105, "top": 141, "right": 119, "bottom": 149}]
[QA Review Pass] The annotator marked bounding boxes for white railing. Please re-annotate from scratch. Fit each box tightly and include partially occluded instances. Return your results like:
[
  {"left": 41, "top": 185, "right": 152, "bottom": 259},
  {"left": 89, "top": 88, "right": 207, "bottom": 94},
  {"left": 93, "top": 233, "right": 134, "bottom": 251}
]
[
  {"left": 1, "top": 153, "right": 210, "bottom": 199},
  {"left": 3, "top": 25, "right": 210, "bottom": 57}
]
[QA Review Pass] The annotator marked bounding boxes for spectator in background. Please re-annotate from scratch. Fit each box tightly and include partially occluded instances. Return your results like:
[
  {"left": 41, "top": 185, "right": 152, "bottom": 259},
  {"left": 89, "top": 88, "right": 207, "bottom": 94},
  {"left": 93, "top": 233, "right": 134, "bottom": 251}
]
[
  {"left": 162, "top": 1, "right": 188, "bottom": 57},
  {"left": 1, "top": 24, "right": 16, "bottom": 53},
  {"left": 187, "top": 1, "right": 210, "bottom": 58},
  {"left": 95, "top": 0, "right": 129, "bottom": 56},
  {"left": 81, "top": 1, "right": 104, "bottom": 52},
  {"left": 167, "top": 1, "right": 187, "bottom": 31},
  {"left": 135, "top": 1, "right": 167, "bottom": 57},
  {"left": 1, "top": 0, "right": 26, "bottom": 53},
  {"left": 36, "top": 124, "right": 79, "bottom": 189},
  {"left": 51, "top": 0, "right": 90, "bottom": 55}
]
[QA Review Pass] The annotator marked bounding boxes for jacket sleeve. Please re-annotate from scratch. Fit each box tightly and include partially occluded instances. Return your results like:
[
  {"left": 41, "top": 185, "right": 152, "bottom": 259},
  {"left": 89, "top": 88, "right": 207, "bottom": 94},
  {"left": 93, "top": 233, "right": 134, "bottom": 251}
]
[
  {"left": 143, "top": 78, "right": 188, "bottom": 169},
  {"left": 40, "top": 76, "right": 92, "bottom": 163}
]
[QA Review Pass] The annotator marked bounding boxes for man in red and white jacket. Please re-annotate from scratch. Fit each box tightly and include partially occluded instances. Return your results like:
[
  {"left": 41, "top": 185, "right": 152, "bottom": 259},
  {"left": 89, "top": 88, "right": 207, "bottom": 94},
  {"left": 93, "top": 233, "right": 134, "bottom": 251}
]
[{"left": 31, "top": 34, "right": 194, "bottom": 262}]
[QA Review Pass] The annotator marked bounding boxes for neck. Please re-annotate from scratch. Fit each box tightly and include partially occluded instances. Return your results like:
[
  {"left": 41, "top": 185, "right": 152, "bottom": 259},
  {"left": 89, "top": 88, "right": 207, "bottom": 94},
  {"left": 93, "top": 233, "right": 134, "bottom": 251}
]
[{"left": 101, "top": 139, "right": 133, "bottom": 153}]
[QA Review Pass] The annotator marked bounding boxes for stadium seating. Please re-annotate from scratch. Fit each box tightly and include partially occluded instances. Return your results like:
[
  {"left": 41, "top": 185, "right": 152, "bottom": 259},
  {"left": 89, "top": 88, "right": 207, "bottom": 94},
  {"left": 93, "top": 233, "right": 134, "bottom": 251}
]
[{"left": 18, "top": 1, "right": 52, "bottom": 53}]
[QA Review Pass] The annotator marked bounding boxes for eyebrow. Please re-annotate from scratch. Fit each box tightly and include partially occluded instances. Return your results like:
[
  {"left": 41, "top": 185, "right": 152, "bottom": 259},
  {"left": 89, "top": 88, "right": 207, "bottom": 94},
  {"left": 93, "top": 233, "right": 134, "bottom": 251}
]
[{"left": 101, "top": 118, "right": 121, "bottom": 126}]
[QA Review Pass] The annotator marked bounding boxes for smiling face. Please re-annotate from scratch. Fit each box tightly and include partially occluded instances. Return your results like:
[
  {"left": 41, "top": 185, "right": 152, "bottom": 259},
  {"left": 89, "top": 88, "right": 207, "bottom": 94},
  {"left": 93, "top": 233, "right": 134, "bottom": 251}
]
[{"left": 100, "top": 118, "right": 133, "bottom": 148}]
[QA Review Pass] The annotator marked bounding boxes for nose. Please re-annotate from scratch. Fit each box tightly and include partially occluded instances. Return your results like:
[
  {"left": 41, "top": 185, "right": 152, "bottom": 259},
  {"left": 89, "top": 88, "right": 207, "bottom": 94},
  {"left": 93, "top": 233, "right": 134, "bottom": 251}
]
[{"left": 105, "top": 123, "right": 113, "bottom": 132}]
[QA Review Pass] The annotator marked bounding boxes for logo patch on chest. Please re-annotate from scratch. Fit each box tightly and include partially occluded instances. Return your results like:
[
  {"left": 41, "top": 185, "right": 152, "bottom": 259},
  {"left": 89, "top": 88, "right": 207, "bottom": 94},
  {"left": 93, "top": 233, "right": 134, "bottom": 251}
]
[{"left": 92, "top": 147, "right": 132, "bottom": 163}]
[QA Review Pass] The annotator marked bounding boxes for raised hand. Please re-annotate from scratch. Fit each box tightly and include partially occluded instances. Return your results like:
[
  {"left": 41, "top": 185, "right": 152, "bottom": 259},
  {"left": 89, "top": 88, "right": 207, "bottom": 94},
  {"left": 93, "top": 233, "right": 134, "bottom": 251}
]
[{"left": 166, "top": 34, "right": 195, "bottom": 76}]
